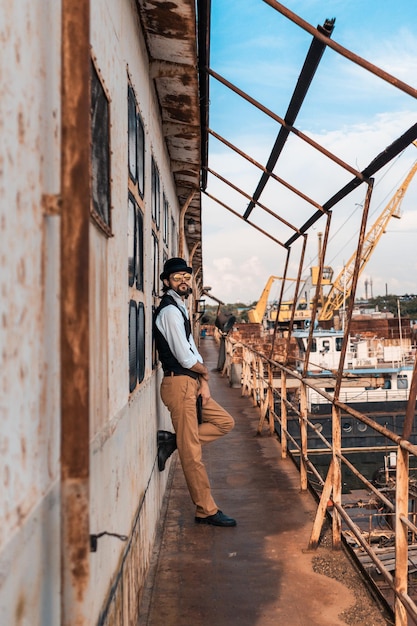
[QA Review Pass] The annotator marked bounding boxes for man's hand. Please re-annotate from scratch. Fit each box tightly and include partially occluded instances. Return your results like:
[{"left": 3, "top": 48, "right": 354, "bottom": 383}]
[
  {"left": 198, "top": 378, "right": 211, "bottom": 405},
  {"left": 190, "top": 361, "right": 209, "bottom": 380}
]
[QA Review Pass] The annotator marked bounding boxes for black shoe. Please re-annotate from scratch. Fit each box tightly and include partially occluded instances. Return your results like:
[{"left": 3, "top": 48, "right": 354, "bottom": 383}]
[
  {"left": 195, "top": 510, "right": 237, "bottom": 527},
  {"left": 157, "top": 430, "right": 176, "bottom": 445},
  {"left": 157, "top": 438, "right": 177, "bottom": 471}
]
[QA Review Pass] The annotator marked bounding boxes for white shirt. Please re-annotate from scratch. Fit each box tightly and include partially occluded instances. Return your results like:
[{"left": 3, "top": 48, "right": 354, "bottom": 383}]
[{"left": 155, "top": 290, "right": 203, "bottom": 369}]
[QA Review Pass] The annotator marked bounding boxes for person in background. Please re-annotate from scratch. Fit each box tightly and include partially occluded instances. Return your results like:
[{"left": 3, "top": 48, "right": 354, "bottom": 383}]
[{"left": 154, "top": 257, "right": 237, "bottom": 527}]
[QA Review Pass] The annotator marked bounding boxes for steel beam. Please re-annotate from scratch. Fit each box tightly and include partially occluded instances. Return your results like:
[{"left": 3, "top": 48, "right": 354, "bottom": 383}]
[{"left": 244, "top": 18, "right": 335, "bottom": 219}]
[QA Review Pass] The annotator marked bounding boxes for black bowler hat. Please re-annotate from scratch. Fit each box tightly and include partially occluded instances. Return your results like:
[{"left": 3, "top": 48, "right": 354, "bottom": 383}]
[{"left": 160, "top": 257, "right": 193, "bottom": 280}]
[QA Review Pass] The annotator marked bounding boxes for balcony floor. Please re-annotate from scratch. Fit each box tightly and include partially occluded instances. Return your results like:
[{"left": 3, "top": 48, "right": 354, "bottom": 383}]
[{"left": 139, "top": 337, "right": 388, "bottom": 626}]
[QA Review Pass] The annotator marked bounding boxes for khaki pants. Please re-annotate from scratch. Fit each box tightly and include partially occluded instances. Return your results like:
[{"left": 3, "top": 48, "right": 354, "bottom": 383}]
[{"left": 160, "top": 375, "right": 234, "bottom": 517}]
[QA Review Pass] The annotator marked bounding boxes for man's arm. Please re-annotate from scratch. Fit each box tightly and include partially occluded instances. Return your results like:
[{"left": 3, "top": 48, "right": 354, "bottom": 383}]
[{"left": 189, "top": 360, "right": 209, "bottom": 380}]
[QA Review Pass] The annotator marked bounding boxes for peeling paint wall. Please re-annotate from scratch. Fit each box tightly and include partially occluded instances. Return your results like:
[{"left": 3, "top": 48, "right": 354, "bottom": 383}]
[
  {"left": 0, "top": 0, "right": 62, "bottom": 623},
  {"left": 0, "top": 0, "right": 199, "bottom": 623}
]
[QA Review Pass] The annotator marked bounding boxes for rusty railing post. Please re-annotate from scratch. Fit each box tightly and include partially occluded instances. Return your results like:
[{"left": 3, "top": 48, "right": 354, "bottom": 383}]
[
  {"left": 299, "top": 382, "right": 308, "bottom": 491},
  {"left": 331, "top": 404, "right": 342, "bottom": 549},
  {"left": 280, "top": 370, "right": 288, "bottom": 458},
  {"left": 395, "top": 445, "right": 409, "bottom": 625}
]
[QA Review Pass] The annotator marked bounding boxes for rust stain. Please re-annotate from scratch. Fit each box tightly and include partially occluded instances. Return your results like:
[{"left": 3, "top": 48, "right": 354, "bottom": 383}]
[
  {"left": 15, "top": 593, "right": 25, "bottom": 624},
  {"left": 16, "top": 257, "right": 25, "bottom": 284},
  {"left": 18, "top": 108, "right": 25, "bottom": 144},
  {"left": 20, "top": 437, "right": 27, "bottom": 465},
  {"left": 4, "top": 464, "right": 10, "bottom": 488},
  {"left": 145, "top": 2, "right": 189, "bottom": 38}
]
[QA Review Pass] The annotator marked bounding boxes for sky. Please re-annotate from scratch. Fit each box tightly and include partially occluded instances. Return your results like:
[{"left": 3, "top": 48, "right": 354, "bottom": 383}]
[{"left": 201, "top": 0, "right": 417, "bottom": 306}]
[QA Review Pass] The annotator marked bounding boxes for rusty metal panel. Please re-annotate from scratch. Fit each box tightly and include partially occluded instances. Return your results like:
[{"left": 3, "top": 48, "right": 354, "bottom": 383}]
[
  {"left": 136, "top": 0, "right": 203, "bottom": 274},
  {"left": 61, "top": 0, "right": 91, "bottom": 622}
]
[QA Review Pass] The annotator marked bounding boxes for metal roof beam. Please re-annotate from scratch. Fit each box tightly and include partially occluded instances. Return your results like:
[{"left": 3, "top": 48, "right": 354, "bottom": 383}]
[
  {"left": 208, "top": 68, "right": 367, "bottom": 183},
  {"left": 208, "top": 129, "right": 325, "bottom": 213},
  {"left": 285, "top": 122, "right": 417, "bottom": 247},
  {"left": 243, "top": 17, "right": 335, "bottom": 219},
  {"left": 206, "top": 166, "right": 300, "bottom": 233}
]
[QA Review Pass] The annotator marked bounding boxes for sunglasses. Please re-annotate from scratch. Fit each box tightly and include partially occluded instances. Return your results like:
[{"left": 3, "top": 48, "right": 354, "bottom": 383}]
[{"left": 171, "top": 273, "right": 192, "bottom": 282}]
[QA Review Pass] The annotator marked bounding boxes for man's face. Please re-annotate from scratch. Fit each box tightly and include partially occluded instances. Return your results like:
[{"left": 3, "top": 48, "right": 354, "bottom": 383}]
[{"left": 166, "top": 272, "right": 192, "bottom": 297}]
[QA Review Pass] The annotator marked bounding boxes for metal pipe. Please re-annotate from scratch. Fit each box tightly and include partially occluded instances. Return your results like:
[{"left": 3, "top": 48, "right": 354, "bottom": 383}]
[
  {"left": 208, "top": 129, "right": 325, "bottom": 212},
  {"left": 203, "top": 190, "right": 287, "bottom": 247},
  {"left": 206, "top": 166, "right": 300, "bottom": 233},
  {"left": 178, "top": 189, "right": 196, "bottom": 258},
  {"left": 262, "top": 0, "right": 417, "bottom": 100}
]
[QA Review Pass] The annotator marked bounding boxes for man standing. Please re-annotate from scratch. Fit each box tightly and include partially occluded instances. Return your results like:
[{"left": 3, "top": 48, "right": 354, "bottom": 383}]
[{"left": 154, "top": 257, "right": 236, "bottom": 527}]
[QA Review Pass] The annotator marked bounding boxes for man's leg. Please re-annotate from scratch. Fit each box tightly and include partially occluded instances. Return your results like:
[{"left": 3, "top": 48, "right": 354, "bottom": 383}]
[
  {"left": 198, "top": 397, "right": 235, "bottom": 444},
  {"left": 161, "top": 376, "right": 218, "bottom": 517}
]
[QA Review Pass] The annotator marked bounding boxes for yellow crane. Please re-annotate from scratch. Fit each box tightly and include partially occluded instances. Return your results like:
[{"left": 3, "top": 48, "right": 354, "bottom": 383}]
[
  {"left": 319, "top": 152, "right": 417, "bottom": 321},
  {"left": 247, "top": 276, "right": 296, "bottom": 323}
]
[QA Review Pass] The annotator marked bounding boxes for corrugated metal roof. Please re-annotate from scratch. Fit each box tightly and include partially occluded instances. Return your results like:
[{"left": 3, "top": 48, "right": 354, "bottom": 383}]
[{"left": 136, "top": 0, "right": 203, "bottom": 278}]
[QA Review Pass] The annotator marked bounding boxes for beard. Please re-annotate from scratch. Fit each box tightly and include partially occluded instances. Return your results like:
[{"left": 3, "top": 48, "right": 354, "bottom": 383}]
[{"left": 173, "top": 283, "right": 192, "bottom": 298}]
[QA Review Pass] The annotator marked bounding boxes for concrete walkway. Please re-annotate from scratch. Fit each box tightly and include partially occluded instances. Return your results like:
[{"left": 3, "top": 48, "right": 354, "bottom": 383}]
[{"left": 139, "top": 337, "right": 389, "bottom": 626}]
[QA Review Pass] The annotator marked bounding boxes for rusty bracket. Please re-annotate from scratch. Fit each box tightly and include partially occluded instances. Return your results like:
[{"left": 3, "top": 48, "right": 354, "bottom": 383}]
[{"left": 42, "top": 193, "right": 62, "bottom": 216}]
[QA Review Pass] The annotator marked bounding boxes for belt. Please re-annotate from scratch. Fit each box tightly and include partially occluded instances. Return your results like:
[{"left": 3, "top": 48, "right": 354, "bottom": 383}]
[{"left": 164, "top": 371, "right": 199, "bottom": 380}]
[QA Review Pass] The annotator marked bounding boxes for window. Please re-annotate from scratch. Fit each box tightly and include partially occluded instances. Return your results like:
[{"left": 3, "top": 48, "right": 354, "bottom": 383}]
[
  {"left": 151, "top": 157, "right": 160, "bottom": 229},
  {"left": 129, "top": 300, "right": 146, "bottom": 392},
  {"left": 128, "top": 84, "right": 145, "bottom": 197},
  {"left": 136, "top": 207, "right": 144, "bottom": 291},
  {"left": 137, "top": 303, "right": 145, "bottom": 384},
  {"left": 152, "top": 234, "right": 159, "bottom": 296},
  {"left": 128, "top": 85, "right": 137, "bottom": 183},
  {"left": 171, "top": 216, "right": 177, "bottom": 256},
  {"left": 91, "top": 61, "right": 111, "bottom": 232},
  {"left": 129, "top": 300, "right": 138, "bottom": 393},
  {"left": 128, "top": 196, "right": 136, "bottom": 287},
  {"left": 335, "top": 337, "right": 343, "bottom": 351},
  {"left": 163, "top": 194, "right": 169, "bottom": 244},
  {"left": 127, "top": 79, "right": 146, "bottom": 393},
  {"left": 137, "top": 115, "right": 145, "bottom": 198},
  {"left": 128, "top": 194, "right": 143, "bottom": 291}
]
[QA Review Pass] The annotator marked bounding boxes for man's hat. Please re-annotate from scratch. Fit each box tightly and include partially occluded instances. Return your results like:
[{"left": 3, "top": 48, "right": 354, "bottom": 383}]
[{"left": 160, "top": 257, "right": 193, "bottom": 280}]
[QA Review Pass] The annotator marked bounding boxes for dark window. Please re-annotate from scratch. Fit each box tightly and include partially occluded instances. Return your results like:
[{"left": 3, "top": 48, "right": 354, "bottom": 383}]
[
  {"left": 136, "top": 207, "right": 144, "bottom": 291},
  {"left": 152, "top": 305, "right": 158, "bottom": 369},
  {"left": 151, "top": 157, "right": 160, "bottom": 229},
  {"left": 128, "top": 193, "right": 144, "bottom": 291},
  {"left": 129, "top": 300, "right": 137, "bottom": 393},
  {"left": 128, "top": 196, "right": 136, "bottom": 287},
  {"left": 336, "top": 337, "right": 343, "bottom": 351},
  {"left": 171, "top": 216, "right": 177, "bottom": 256},
  {"left": 91, "top": 62, "right": 111, "bottom": 230},
  {"left": 128, "top": 85, "right": 137, "bottom": 183},
  {"left": 137, "top": 302, "right": 145, "bottom": 383},
  {"left": 137, "top": 115, "right": 145, "bottom": 198},
  {"left": 311, "top": 339, "right": 317, "bottom": 352},
  {"left": 163, "top": 194, "right": 169, "bottom": 244},
  {"left": 153, "top": 234, "right": 159, "bottom": 295}
]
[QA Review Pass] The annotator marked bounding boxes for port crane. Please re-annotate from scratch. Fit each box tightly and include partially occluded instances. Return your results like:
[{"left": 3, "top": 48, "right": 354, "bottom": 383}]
[
  {"left": 319, "top": 153, "right": 417, "bottom": 321},
  {"left": 247, "top": 276, "right": 291, "bottom": 323}
]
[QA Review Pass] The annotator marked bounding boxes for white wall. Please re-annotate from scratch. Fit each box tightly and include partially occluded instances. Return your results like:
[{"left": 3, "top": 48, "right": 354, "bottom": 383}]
[{"left": 0, "top": 0, "right": 186, "bottom": 623}]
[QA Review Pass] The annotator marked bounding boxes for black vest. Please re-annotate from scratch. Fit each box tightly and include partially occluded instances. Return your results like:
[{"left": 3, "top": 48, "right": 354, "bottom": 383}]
[{"left": 154, "top": 294, "right": 199, "bottom": 379}]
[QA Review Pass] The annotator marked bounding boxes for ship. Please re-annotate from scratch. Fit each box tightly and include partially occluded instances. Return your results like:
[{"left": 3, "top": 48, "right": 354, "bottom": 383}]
[{"left": 282, "top": 326, "right": 417, "bottom": 449}]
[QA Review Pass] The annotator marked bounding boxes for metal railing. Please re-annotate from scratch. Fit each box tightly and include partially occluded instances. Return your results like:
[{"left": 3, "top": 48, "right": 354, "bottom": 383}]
[{"left": 222, "top": 333, "right": 417, "bottom": 625}]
